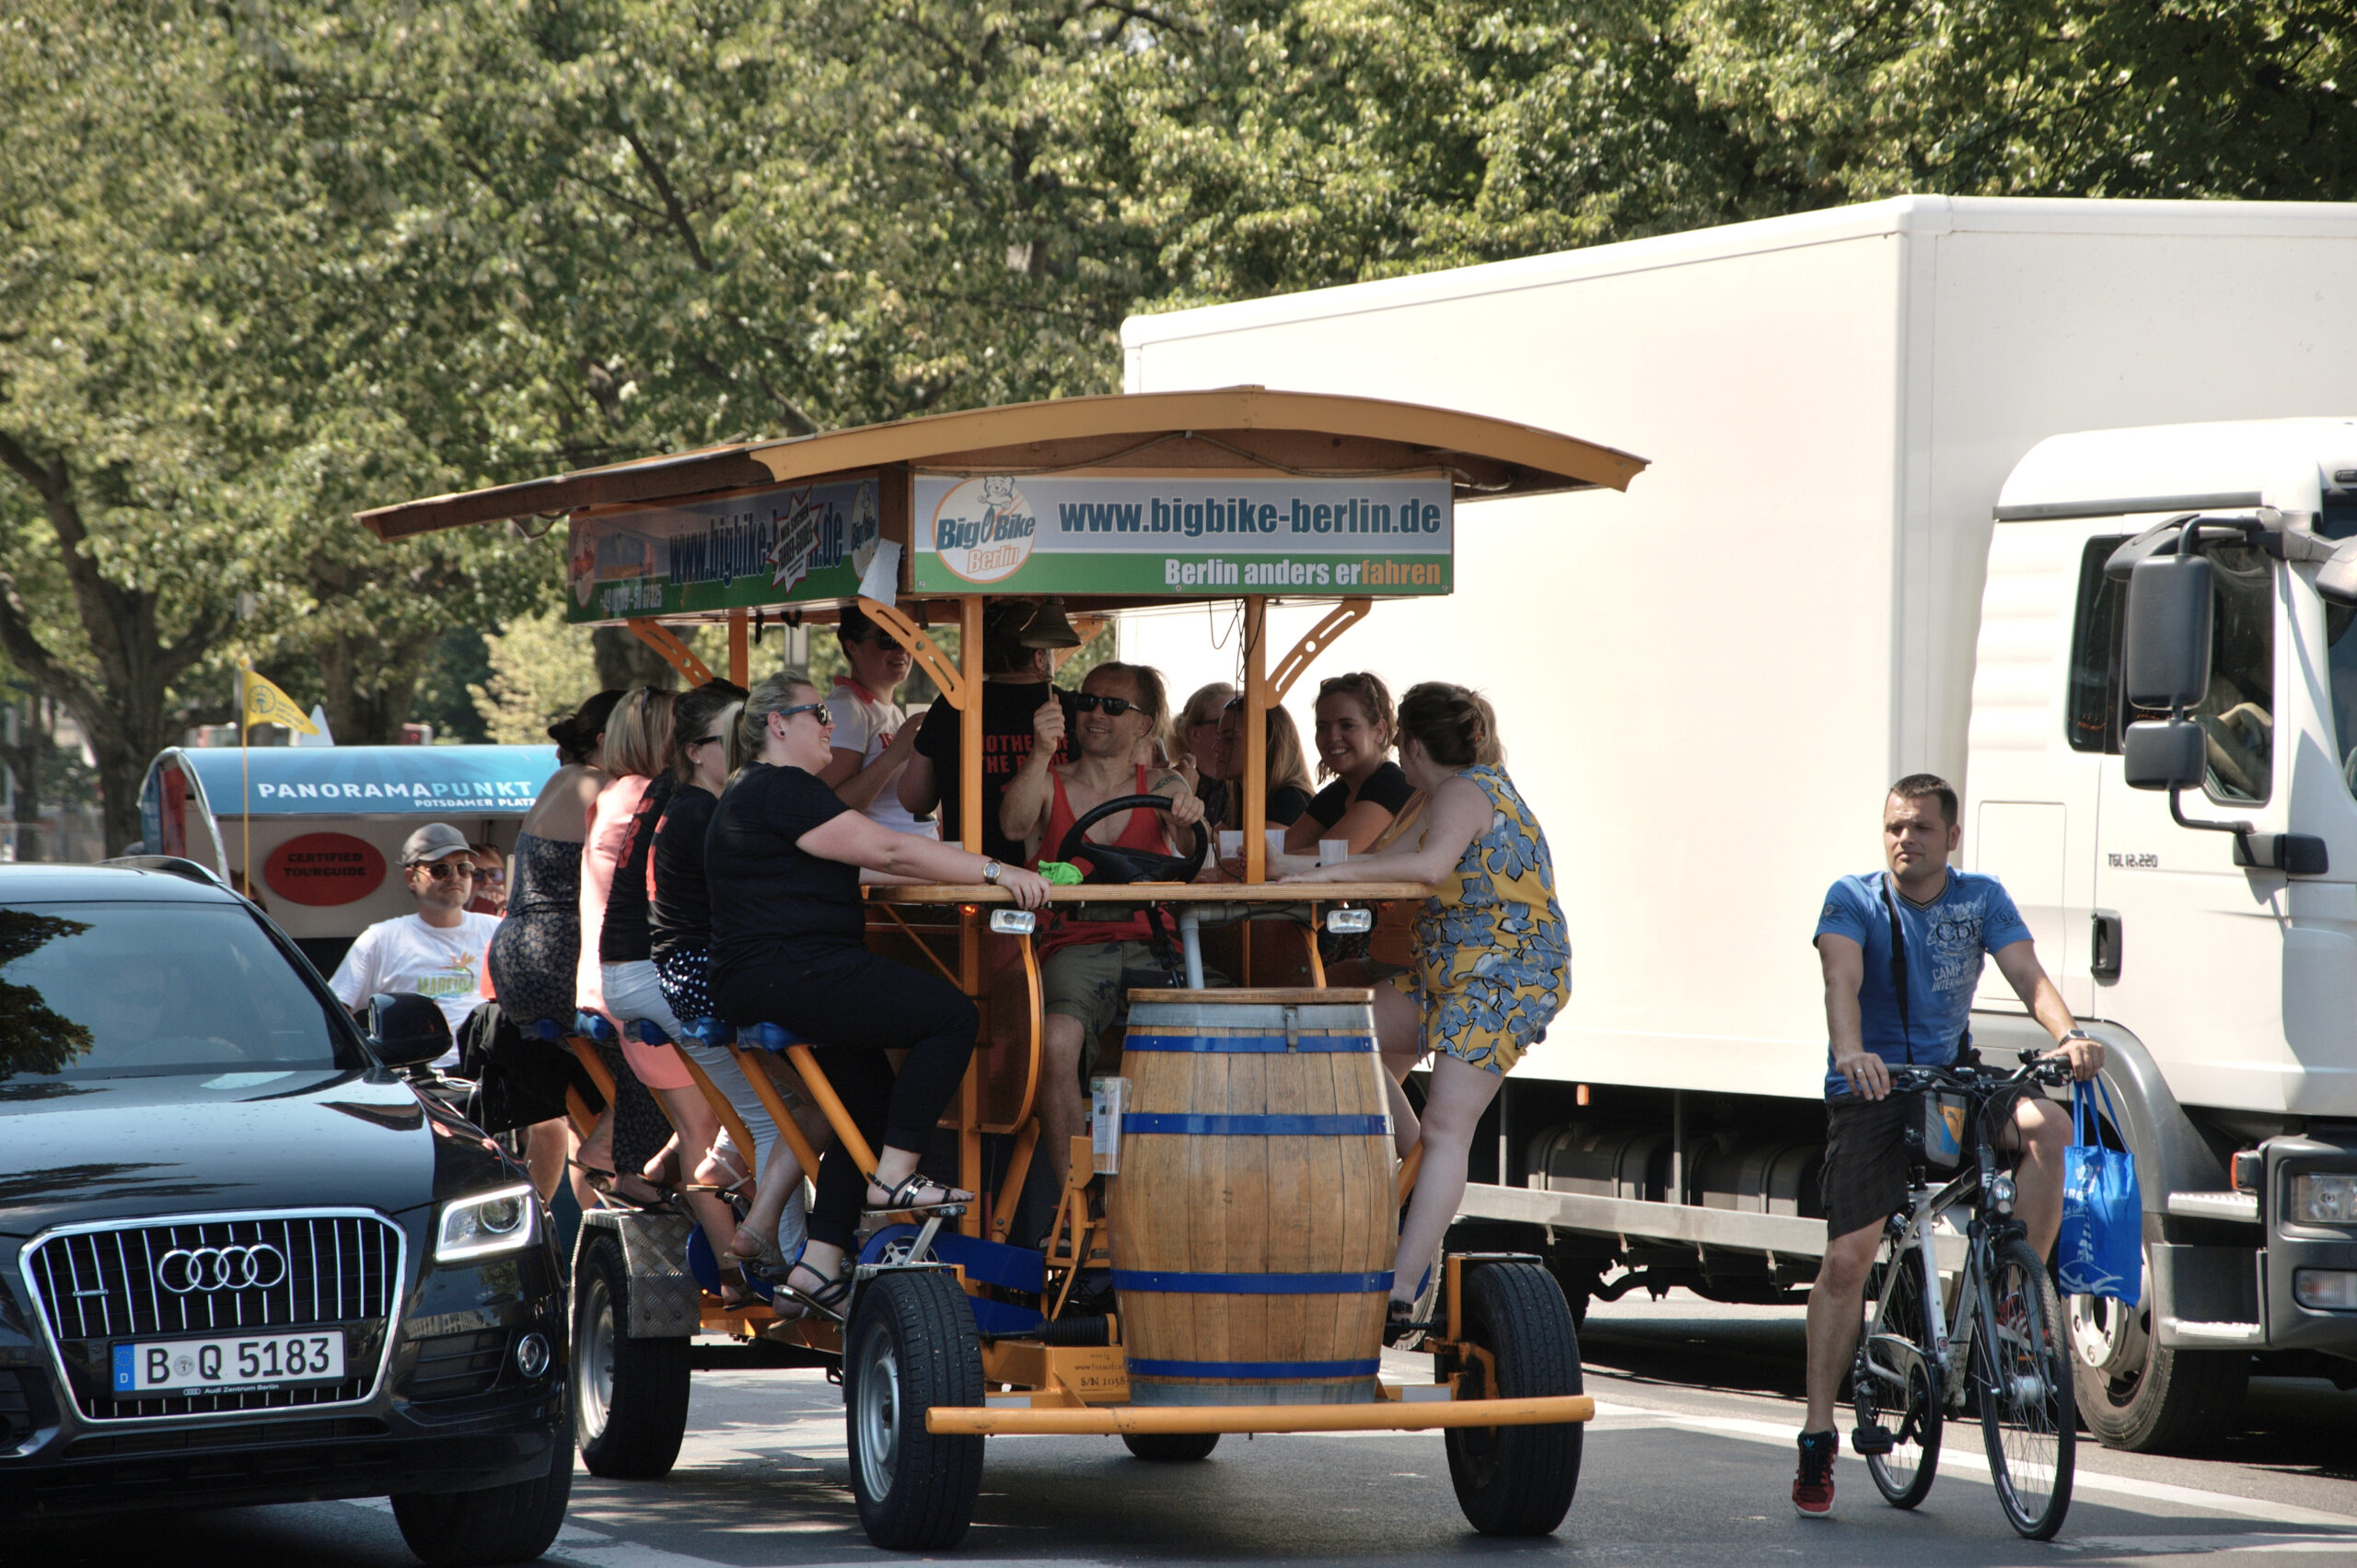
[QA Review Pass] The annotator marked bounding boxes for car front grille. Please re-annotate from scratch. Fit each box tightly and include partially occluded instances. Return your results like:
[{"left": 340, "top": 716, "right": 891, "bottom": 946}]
[
  {"left": 24, "top": 1211, "right": 403, "bottom": 1422},
  {"left": 407, "top": 1329, "right": 513, "bottom": 1402}
]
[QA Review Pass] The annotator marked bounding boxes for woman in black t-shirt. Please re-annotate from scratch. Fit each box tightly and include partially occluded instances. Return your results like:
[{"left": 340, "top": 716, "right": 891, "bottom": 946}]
[
  {"left": 708, "top": 671, "right": 1049, "bottom": 1320},
  {"left": 1206, "top": 693, "right": 1316, "bottom": 831},
  {"left": 1286, "top": 669, "right": 1416, "bottom": 854}
]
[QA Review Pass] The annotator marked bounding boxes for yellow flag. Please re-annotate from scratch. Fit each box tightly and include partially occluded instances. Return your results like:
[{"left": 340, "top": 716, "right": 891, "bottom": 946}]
[{"left": 239, "top": 666, "right": 320, "bottom": 737}]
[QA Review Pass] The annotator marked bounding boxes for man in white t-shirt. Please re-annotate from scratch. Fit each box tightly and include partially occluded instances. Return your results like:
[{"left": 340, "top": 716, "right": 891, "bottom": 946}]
[
  {"left": 819, "top": 603, "right": 932, "bottom": 835},
  {"left": 330, "top": 822, "right": 503, "bottom": 1064}
]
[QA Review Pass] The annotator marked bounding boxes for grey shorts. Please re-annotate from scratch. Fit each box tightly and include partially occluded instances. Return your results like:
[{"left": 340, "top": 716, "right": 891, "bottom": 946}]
[
  {"left": 1040, "top": 939, "right": 1164, "bottom": 1049},
  {"left": 1822, "top": 1095, "right": 1910, "bottom": 1240}
]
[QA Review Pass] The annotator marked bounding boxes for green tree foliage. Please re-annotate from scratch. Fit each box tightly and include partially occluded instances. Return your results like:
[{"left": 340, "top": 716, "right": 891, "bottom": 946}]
[{"left": 8, "top": 0, "right": 2355, "bottom": 858}]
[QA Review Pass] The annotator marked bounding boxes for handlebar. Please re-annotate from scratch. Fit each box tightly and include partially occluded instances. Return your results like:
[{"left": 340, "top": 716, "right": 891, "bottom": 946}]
[{"left": 1886, "top": 1053, "right": 2075, "bottom": 1097}]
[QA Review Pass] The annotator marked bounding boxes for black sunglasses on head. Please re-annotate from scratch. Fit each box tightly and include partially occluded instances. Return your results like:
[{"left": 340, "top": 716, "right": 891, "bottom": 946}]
[
  {"left": 1074, "top": 692, "right": 1141, "bottom": 716},
  {"left": 414, "top": 861, "right": 475, "bottom": 882}
]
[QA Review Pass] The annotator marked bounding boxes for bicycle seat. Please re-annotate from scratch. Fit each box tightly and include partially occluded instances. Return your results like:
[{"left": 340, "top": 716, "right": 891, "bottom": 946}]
[
  {"left": 517, "top": 1018, "right": 568, "bottom": 1042},
  {"left": 629, "top": 1019, "right": 673, "bottom": 1048},
  {"left": 572, "top": 1011, "right": 620, "bottom": 1044},
  {"left": 737, "top": 1022, "right": 804, "bottom": 1052},
  {"left": 682, "top": 1018, "right": 737, "bottom": 1051}
]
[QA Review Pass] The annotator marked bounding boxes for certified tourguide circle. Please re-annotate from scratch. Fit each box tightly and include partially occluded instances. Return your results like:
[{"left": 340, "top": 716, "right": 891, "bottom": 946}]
[{"left": 157, "top": 1243, "right": 289, "bottom": 1294}]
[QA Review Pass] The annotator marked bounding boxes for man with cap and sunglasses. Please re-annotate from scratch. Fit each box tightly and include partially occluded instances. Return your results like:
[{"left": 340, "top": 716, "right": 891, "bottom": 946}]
[{"left": 329, "top": 822, "right": 504, "bottom": 1065}]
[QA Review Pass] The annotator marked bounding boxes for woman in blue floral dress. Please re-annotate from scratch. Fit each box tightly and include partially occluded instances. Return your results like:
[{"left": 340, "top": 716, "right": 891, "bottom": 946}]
[{"left": 1283, "top": 682, "right": 1569, "bottom": 1334}]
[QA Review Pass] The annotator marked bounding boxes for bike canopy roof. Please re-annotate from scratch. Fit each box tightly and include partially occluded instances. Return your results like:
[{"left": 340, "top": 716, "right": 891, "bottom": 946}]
[{"left": 355, "top": 388, "right": 1646, "bottom": 625}]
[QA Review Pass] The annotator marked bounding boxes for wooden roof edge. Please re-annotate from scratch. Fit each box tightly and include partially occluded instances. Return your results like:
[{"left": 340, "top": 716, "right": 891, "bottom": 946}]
[{"left": 354, "top": 388, "right": 1646, "bottom": 540}]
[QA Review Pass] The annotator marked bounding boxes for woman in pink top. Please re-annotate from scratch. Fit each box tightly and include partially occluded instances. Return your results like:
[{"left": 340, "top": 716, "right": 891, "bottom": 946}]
[{"left": 580, "top": 689, "right": 735, "bottom": 1257}]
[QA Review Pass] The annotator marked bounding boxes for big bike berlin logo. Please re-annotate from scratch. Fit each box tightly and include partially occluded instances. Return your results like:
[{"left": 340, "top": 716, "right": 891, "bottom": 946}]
[
  {"left": 927, "top": 475, "right": 1039, "bottom": 584},
  {"left": 157, "top": 1242, "right": 289, "bottom": 1294}
]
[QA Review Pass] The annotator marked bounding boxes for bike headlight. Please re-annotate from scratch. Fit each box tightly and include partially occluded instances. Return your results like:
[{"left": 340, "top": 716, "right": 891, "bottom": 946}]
[
  {"left": 435, "top": 1182, "right": 538, "bottom": 1261},
  {"left": 2292, "top": 1172, "right": 2357, "bottom": 1225}
]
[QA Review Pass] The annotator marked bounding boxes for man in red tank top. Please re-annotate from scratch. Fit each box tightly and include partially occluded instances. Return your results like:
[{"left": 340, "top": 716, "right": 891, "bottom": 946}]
[{"left": 1003, "top": 662, "right": 1205, "bottom": 1191}]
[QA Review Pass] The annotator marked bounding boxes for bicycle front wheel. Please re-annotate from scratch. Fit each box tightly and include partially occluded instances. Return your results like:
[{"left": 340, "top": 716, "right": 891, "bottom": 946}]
[
  {"left": 1855, "top": 1243, "right": 1941, "bottom": 1508},
  {"left": 1977, "top": 1237, "right": 2076, "bottom": 1539}
]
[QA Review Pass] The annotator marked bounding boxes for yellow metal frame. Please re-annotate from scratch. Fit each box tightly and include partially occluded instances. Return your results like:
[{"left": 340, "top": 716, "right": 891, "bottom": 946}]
[{"left": 928, "top": 1395, "right": 1595, "bottom": 1437}]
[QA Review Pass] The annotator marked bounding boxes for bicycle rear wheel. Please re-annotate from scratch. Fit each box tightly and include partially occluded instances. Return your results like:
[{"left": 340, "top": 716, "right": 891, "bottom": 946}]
[
  {"left": 1855, "top": 1243, "right": 1941, "bottom": 1508},
  {"left": 1978, "top": 1237, "right": 2075, "bottom": 1539}
]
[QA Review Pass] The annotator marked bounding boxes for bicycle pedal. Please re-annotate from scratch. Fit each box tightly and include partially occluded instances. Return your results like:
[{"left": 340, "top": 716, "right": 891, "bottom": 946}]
[{"left": 1851, "top": 1423, "right": 1896, "bottom": 1457}]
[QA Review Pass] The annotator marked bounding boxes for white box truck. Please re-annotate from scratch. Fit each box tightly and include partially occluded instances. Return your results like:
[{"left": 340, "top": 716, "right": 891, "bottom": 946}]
[{"left": 1118, "top": 195, "right": 2357, "bottom": 1450}]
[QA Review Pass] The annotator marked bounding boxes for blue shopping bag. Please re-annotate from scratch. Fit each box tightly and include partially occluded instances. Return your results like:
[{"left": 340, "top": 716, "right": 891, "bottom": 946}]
[{"left": 2059, "top": 1077, "right": 2142, "bottom": 1306}]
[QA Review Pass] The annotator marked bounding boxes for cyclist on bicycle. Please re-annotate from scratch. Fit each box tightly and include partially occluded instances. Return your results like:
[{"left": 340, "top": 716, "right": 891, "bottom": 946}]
[{"left": 1794, "top": 773, "right": 2104, "bottom": 1516}]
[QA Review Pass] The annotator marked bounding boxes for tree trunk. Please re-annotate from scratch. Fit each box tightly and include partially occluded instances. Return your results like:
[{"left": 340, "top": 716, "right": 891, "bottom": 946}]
[
  {"left": 0, "top": 692, "right": 50, "bottom": 862},
  {"left": 315, "top": 631, "right": 435, "bottom": 744},
  {"left": 0, "top": 433, "right": 228, "bottom": 857}
]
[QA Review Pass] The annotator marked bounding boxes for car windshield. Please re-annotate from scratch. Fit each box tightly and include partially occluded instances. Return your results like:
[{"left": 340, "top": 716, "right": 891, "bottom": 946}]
[{"left": 0, "top": 900, "right": 353, "bottom": 1082}]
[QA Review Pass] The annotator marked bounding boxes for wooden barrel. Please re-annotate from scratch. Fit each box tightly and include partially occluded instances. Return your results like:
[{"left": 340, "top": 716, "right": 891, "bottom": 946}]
[{"left": 1105, "top": 989, "right": 1397, "bottom": 1406}]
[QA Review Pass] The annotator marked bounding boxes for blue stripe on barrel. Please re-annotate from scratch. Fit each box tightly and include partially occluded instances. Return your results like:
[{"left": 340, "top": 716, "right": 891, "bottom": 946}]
[
  {"left": 1112, "top": 1270, "right": 1395, "bottom": 1295},
  {"left": 1122, "top": 1032, "right": 1376, "bottom": 1053},
  {"left": 1120, "top": 1112, "right": 1392, "bottom": 1136},
  {"left": 1125, "top": 1357, "right": 1383, "bottom": 1379}
]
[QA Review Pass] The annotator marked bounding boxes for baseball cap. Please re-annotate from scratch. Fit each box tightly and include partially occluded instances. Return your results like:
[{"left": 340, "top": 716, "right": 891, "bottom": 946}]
[{"left": 400, "top": 823, "right": 472, "bottom": 866}]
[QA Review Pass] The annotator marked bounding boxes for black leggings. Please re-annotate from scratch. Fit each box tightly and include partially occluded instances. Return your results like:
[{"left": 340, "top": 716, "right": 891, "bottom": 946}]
[{"left": 714, "top": 946, "right": 979, "bottom": 1251}]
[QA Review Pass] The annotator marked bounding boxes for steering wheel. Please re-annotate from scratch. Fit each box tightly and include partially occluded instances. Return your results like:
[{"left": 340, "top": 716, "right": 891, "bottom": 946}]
[{"left": 1056, "top": 794, "right": 1209, "bottom": 885}]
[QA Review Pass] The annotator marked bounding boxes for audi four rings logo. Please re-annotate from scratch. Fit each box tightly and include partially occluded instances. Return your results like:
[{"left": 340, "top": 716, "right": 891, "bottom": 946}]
[{"left": 157, "top": 1244, "right": 289, "bottom": 1294}]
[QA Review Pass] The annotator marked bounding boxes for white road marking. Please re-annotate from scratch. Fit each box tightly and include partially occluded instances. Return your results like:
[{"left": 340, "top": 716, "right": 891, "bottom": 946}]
[
  {"left": 1587, "top": 1399, "right": 2357, "bottom": 1531},
  {"left": 2061, "top": 1538, "right": 2357, "bottom": 1558}
]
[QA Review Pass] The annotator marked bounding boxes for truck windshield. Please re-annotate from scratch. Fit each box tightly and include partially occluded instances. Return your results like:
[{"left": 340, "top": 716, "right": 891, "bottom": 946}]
[
  {"left": 2328, "top": 604, "right": 2357, "bottom": 796},
  {"left": 0, "top": 901, "right": 353, "bottom": 1082}
]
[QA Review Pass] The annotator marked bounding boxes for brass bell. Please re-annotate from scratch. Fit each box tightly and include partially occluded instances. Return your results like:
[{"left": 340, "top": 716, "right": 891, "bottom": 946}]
[{"left": 1016, "top": 595, "right": 1082, "bottom": 649}]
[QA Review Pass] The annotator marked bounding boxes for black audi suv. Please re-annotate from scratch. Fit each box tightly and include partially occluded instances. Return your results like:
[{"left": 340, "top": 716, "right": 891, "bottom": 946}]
[{"left": 0, "top": 861, "right": 569, "bottom": 1563}]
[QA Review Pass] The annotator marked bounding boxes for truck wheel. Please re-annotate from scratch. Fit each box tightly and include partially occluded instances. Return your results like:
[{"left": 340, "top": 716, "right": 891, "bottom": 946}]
[
  {"left": 572, "top": 1231, "right": 691, "bottom": 1479},
  {"left": 390, "top": 1411, "right": 575, "bottom": 1566},
  {"left": 2066, "top": 1260, "right": 2247, "bottom": 1453},
  {"left": 847, "top": 1270, "right": 985, "bottom": 1550},
  {"left": 1122, "top": 1431, "right": 1219, "bottom": 1461},
  {"left": 1445, "top": 1260, "right": 1583, "bottom": 1536}
]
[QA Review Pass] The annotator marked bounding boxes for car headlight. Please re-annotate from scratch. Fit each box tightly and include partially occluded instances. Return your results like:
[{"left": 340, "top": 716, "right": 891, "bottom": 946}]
[
  {"left": 2292, "top": 1172, "right": 2357, "bottom": 1225},
  {"left": 435, "top": 1182, "right": 538, "bottom": 1261}
]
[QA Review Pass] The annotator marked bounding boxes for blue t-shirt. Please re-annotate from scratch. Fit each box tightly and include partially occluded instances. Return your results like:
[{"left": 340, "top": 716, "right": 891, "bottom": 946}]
[{"left": 1813, "top": 869, "right": 2032, "bottom": 1099}]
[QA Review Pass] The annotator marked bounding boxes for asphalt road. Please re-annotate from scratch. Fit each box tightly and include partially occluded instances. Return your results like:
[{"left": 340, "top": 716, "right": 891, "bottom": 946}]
[{"left": 13, "top": 1293, "right": 2357, "bottom": 1568}]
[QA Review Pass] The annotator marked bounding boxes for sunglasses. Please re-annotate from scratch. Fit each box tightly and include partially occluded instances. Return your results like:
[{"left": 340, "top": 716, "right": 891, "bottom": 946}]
[
  {"left": 688, "top": 732, "right": 726, "bottom": 749},
  {"left": 414, "top": 861, "right": 475, "bottom": 882},
  {"left": 771, "top": 702, "right": 833, "bottom": 727},
  {"left": 1074, "top": 692, "right": 1141, "bottom": 717}
]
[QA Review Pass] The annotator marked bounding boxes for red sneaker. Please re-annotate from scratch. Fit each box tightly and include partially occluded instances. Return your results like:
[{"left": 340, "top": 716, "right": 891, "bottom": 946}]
[{"left": 1793, "top": 1429, "right": 1837, "bottom": 1516}]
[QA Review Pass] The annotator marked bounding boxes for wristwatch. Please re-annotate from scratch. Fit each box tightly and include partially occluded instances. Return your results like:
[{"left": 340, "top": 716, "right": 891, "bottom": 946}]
[
  {"left": 2061, "top": 1028, "right": 2092, "bottom": 1043},
  {"left": 981, "top": 858, "right": 1002, "bottom": 886}
]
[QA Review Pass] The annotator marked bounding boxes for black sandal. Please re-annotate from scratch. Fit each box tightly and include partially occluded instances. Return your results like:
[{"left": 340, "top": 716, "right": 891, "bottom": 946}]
[
  {"left": 865, "top": 1172, "right": 972, "bottom": 1216},
  {"left": 782, "top": 1259, "right": 853, "bottom": 1324},
  {"left": 571, "top": 1160, "right": 672, "bottom": 1212}
]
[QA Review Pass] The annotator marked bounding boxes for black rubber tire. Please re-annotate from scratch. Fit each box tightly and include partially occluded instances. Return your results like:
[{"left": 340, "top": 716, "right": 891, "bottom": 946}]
[
  {"left": 1444, "top": 1260, "right": 1584, "bottom": 1537},
  {"left": 1978, "top": 1237, "right": 2075, "bottom": 1540},
  {"left": 390, "top": 1411, "right": 575, "bottom": 1566},
  {"left": 571, "top": 1230, "right": 691, "bottom": 1480},
  {"left": 846, "top": 1270, "right": 986, "bottom": 1551},
  {"left": 2069, "top": 1248, "right": 2249, "bottom": 1454},
  {"left": 1856, "top": 1244, "right": 1941, "bottom": 1509},
  {"left": 1122, "top": 1431, "right": 1219, "bottom": 1461}
]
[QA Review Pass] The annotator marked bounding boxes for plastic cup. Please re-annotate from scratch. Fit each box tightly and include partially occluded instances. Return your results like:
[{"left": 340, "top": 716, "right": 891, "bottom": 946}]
[
  {"left": 1217, "top": 829, "right": 1244, "bottom": 861},
  {"left": 1264, "top": 828, "right": 1287, "bottom": 861},
  {"left": 1319, "top": 839, "right": 1349, "bottom": 868}
]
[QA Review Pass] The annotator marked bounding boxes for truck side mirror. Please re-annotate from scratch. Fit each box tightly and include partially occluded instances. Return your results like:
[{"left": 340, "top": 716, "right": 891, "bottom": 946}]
[
  {"left": 2123, "top": 552, "right": 2212, "bottom": 711},
  {"left": 2123, "top": 720, "right": 2204, "bottom": 791},
  {"left": 365, "top": 992, "right": 451, "bottom": 1071},
  {"left": 2316, "top": 538, "right": 2357, "bottom": 607}
]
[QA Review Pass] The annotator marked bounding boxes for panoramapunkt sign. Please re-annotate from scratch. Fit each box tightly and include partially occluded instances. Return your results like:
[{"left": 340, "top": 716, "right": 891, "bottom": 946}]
[
  {"left": 568, "top": 476, "right": 882, "bottom": 621},
  {"left": 911, "top": 472, "right": 1453, "bottom": 596}
]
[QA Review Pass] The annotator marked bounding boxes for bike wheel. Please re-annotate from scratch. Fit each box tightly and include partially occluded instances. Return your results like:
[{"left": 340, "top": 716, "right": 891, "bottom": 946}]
[
  {"left": 1977, "top": 1237, "right": 2075, "bottom": 1539},
  {"left": 1854, "top": 1244, "right": 1941, "bottom": 1508}
]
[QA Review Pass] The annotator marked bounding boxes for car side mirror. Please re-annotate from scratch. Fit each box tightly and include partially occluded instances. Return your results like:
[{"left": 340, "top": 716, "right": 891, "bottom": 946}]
[
  {"left": 2123, "top": 552, "right": 2212, "bottom": 712},
  {"left": 2317, "top": 537, "right": 2357, "bottom": 607},
  {"left": 2123, "top": 720, "right": 2204, "bottom": 791},
  {"left": 365, "top": 993, "right": 450, "bottom": 1071}
]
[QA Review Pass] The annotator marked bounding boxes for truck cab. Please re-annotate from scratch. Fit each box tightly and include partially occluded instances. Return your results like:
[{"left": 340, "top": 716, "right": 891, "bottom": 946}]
[{"left": 1970, "top": 418, "right": 2357, "bottom": 1447}]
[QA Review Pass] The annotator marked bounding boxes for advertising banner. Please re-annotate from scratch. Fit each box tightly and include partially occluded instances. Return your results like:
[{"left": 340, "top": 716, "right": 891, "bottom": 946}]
[
  {"left": 911, "top": 472, "right": 1453, "bottom": 596},
  {"left": 566, "top": 476, "right": 883, "bottom": 621}
]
